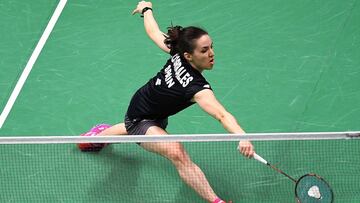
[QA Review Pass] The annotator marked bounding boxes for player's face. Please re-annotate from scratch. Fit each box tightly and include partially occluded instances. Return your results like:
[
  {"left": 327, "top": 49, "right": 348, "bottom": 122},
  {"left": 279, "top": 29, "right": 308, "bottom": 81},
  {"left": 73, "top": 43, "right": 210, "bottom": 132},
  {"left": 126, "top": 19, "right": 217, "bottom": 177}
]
[{"left": 185, "top": 35, "right": 215, "bottom": 72}]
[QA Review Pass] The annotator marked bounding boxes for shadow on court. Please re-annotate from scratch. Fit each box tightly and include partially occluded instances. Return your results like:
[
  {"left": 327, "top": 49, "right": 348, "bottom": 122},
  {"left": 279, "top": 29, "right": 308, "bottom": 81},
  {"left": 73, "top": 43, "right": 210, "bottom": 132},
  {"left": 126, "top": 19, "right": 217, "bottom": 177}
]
[{"left": 79, "top": 146, "right": 143, "bottom": 202}]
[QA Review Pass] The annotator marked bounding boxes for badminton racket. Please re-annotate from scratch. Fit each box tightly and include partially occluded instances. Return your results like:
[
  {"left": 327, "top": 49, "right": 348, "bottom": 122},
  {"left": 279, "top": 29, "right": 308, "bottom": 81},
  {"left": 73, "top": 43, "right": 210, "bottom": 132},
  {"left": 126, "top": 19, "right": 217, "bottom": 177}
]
[{"left": 253, "top": 153, "right": 333, "bottom": 203}]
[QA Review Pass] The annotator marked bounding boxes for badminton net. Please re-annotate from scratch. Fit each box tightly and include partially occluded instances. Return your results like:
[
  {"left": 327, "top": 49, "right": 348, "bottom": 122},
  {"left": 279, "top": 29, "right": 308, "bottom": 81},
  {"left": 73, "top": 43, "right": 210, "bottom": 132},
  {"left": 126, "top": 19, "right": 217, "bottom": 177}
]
[{"left": 0, "top": 131, "right": 359, "bottom": 202}]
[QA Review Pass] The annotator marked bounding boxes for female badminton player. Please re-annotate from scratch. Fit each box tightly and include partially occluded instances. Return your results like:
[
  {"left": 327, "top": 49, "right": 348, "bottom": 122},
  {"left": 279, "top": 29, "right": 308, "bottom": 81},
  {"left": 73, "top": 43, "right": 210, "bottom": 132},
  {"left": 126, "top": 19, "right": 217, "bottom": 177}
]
[{"left": 79, "top": 1, "right": 255, "bottom": 203}]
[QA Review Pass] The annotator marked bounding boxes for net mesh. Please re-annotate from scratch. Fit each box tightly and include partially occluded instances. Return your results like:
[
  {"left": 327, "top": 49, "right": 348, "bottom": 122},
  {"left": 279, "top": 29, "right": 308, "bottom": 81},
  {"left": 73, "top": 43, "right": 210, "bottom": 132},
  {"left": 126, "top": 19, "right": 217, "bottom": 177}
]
[{"left": 0, "top": 135, "right": 359, "bottom": 202}]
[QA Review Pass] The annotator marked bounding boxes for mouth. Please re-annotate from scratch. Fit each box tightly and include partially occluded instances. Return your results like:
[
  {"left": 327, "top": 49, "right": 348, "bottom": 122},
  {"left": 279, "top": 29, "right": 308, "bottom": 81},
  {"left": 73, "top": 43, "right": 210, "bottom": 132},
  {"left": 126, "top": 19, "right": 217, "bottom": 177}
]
[{"left": 209, "top": 58, "right": 215, "bottom": 65}]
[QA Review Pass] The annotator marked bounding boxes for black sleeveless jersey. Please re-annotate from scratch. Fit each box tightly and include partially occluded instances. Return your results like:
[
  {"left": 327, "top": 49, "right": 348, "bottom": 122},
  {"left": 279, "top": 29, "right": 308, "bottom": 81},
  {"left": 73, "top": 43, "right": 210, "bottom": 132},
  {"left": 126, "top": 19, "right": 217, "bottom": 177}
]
[{"left": 126, "top": 53, "right": 212, "bottom": 120}]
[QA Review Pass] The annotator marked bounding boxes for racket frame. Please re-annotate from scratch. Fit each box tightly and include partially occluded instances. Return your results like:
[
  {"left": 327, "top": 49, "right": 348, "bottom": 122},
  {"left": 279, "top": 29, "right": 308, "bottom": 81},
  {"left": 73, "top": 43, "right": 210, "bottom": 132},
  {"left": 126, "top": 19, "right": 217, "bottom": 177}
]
[{"left": 295, "top": 173, "right": 334, "bottom": 203}]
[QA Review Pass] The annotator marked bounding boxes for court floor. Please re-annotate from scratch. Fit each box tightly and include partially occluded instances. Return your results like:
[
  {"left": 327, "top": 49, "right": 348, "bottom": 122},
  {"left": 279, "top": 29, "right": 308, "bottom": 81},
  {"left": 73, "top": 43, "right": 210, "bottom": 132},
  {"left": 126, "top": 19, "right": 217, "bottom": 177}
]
[{"left": 0, "top": 0, "right": 359, "bottom": 202}]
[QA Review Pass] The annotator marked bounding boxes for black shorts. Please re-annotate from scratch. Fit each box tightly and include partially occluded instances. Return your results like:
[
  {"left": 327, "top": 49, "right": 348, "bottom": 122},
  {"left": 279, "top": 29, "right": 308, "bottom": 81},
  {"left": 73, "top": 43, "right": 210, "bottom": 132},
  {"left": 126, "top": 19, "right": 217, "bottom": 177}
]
[{"left": 124, "top": 114, "right": 168, "bottom": 135}]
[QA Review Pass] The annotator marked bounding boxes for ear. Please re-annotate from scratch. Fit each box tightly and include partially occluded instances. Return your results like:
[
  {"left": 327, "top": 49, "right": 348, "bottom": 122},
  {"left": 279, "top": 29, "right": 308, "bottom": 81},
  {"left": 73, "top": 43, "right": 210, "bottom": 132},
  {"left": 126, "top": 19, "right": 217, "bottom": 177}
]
[{"left": 183, "top": 52, "right": 192, "bottom": 62}]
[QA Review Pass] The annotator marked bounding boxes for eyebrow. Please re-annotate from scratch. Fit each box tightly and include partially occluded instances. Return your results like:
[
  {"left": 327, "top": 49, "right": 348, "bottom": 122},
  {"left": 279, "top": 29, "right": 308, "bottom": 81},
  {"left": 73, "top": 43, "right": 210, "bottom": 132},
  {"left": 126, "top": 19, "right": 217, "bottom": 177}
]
[{"left": 201, "top": 43, "right": 213, "bottom": 49}]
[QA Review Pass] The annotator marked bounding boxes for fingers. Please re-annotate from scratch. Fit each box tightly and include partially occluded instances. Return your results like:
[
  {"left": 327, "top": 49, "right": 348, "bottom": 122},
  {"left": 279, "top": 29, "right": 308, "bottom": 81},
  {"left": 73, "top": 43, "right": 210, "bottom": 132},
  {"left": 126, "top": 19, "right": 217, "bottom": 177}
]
[
  {"left": 238, "top": 141, "right": 255, "bottom": 158},
  {"left": 132, "top": 8, "right": 138, "bottom": 15},
  {"left": 132, "top": 1, "right": 152, "bottom": 15},
  {"left": 132, "top": 2, "right": 141, "bottom": 15},
  {"left": 241, "top": 146, "right": 253, "bottom": 158}
]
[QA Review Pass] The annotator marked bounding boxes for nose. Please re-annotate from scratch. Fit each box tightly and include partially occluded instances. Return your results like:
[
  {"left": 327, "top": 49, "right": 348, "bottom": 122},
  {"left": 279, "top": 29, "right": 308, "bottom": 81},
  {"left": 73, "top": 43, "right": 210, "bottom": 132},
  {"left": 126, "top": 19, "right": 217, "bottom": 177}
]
[{"left": 209, "top": 48, "right": 215, "bottom": 57}]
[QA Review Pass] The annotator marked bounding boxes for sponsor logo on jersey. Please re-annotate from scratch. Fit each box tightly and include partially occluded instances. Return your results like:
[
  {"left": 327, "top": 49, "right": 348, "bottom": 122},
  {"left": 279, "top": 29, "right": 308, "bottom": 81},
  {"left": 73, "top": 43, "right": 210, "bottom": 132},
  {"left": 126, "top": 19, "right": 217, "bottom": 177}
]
[{"left": 155, "top": 78, "right": 161, "bottom": 86}]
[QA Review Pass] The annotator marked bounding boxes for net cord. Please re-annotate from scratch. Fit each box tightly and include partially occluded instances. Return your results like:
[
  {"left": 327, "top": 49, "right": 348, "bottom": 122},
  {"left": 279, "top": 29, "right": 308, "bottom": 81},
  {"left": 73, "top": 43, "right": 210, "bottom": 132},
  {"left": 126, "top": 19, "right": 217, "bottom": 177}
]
[{"left": 0, "top": 131, "right": 359, "bottom": 144}]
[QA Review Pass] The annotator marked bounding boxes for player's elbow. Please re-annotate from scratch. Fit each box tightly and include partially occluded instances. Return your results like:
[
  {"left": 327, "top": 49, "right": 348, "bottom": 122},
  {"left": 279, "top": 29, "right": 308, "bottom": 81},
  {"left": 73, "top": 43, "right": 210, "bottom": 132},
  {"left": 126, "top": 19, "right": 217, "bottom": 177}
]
[{"left": 214, "top": 110, "right": 231, "bottom": 123}]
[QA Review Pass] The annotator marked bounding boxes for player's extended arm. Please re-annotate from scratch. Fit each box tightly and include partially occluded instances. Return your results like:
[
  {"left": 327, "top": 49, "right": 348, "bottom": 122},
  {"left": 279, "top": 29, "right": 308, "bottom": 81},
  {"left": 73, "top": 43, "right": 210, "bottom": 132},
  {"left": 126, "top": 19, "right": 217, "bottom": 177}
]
[
  {"left": 132, "top": 1, "right": 170, "bottom": 53},
  {"left": 193, "top": 89, "right": 255, "bottom": 158}
]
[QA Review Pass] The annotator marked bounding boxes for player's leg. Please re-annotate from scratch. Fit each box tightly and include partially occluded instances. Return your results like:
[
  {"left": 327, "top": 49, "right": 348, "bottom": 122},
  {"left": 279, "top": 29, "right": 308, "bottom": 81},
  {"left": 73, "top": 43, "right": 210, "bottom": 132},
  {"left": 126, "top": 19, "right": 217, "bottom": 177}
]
[
  {"left": 78, "top": 123, "right": 127, "bottom": 151},
  {"left": 97, "top": 123, "right": 127, "bottom": 136},
  {"left": 140, "top": 126, "right": 223, "bottom": 203}
]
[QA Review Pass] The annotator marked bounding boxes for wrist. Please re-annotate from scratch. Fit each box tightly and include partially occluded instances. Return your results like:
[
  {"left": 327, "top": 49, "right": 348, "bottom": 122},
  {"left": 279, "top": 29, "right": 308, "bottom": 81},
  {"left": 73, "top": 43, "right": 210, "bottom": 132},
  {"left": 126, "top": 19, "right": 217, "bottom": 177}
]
[{"left": 141, "top": 7, "right": 153, "bottom": 17}]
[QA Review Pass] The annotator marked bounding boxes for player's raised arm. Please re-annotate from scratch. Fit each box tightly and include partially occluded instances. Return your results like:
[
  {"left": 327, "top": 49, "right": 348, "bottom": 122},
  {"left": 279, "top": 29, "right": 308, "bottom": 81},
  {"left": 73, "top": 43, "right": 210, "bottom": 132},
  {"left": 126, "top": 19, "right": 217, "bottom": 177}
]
[
  {"left": 132, "top": 1, "right": 170, "bottom": 53},
  {"left": 193, "top": 89, "right": 255, "bottom": 158}
]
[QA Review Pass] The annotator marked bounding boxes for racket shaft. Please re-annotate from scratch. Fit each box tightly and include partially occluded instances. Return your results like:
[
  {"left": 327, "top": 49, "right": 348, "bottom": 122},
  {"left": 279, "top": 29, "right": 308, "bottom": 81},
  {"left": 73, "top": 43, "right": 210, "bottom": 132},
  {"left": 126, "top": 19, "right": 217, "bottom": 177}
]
[
  {"left": 269, "top": 164, "right": 297, "bottom": 183},
  {"left": 254, "top": 153, "right": 297, "bottom": 183}
]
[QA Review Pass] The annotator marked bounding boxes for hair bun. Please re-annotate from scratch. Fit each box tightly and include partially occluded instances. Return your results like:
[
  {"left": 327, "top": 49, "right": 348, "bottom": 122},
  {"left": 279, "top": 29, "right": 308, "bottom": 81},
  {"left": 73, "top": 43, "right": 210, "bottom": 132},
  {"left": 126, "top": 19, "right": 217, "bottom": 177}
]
[
  {"left": 164, "top": 25, "right": 208, "bottom": 56},
  {"left": 164, "top": 25, "right": 183, "bottom": 54}
]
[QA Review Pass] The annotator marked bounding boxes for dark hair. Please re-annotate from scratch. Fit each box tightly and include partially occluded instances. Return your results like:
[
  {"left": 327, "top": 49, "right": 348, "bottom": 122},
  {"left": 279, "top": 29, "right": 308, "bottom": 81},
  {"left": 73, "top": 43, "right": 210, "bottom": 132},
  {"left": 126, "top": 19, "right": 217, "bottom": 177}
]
[{"left": 164, "top": 25, "right": 208, "bottom": 56}]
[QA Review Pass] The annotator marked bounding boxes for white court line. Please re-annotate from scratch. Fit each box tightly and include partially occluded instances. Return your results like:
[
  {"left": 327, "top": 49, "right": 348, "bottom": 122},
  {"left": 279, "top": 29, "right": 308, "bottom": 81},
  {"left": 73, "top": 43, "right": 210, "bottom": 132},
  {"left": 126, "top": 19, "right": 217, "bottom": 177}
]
[{"left": 0, "top": 0, "right": 68, "bottom": 128}]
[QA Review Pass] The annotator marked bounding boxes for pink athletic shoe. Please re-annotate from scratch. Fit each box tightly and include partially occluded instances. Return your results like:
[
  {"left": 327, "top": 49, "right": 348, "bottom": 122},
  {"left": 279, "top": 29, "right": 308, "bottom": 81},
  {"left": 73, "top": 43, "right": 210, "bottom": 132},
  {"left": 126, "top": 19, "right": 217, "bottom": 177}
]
[{"left": 78, "top": 124, "right": 111, "bottom": 152}]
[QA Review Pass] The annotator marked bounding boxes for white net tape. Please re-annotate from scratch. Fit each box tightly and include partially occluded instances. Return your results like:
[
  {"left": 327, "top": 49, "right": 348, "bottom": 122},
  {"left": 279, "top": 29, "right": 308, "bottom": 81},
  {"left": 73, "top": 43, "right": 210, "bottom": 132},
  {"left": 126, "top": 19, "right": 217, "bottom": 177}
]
[{"left": 0, "top": 131, "right": 358, "bottom": 144}]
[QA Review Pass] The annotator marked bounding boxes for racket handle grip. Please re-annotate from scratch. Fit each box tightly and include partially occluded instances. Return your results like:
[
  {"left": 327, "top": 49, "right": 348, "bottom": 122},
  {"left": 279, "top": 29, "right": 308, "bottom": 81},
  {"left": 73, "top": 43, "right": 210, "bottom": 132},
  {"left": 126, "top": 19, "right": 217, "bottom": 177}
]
[{"left": 253, "top": 153, "right": 268, "bottom": 165}]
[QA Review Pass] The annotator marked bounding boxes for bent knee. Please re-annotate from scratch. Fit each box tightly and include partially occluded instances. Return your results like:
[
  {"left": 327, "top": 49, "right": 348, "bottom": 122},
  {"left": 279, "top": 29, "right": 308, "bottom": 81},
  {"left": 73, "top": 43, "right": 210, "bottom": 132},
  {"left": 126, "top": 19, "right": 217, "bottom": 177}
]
[{"left": 165, "top": 147, "right": 191, "bottom": 166}]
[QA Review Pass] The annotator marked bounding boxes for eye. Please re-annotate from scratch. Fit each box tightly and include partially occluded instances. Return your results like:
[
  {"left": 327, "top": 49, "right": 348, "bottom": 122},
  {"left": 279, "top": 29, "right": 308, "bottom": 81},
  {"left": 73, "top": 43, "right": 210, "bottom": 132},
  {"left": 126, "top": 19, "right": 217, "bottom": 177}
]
[{"left": 200, "top": 47, "right": 209, "bottom": 53}]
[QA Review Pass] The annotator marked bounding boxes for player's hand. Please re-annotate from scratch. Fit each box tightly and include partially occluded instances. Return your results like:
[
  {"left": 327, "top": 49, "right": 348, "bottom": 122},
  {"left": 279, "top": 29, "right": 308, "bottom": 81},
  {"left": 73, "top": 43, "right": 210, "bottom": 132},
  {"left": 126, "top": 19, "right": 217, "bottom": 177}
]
[
  {"left": 132, "top": 1, "right": 152, "bottom": 15},
  {"left": 238, "top": 140, "right": 255, "bottom": 158}
]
